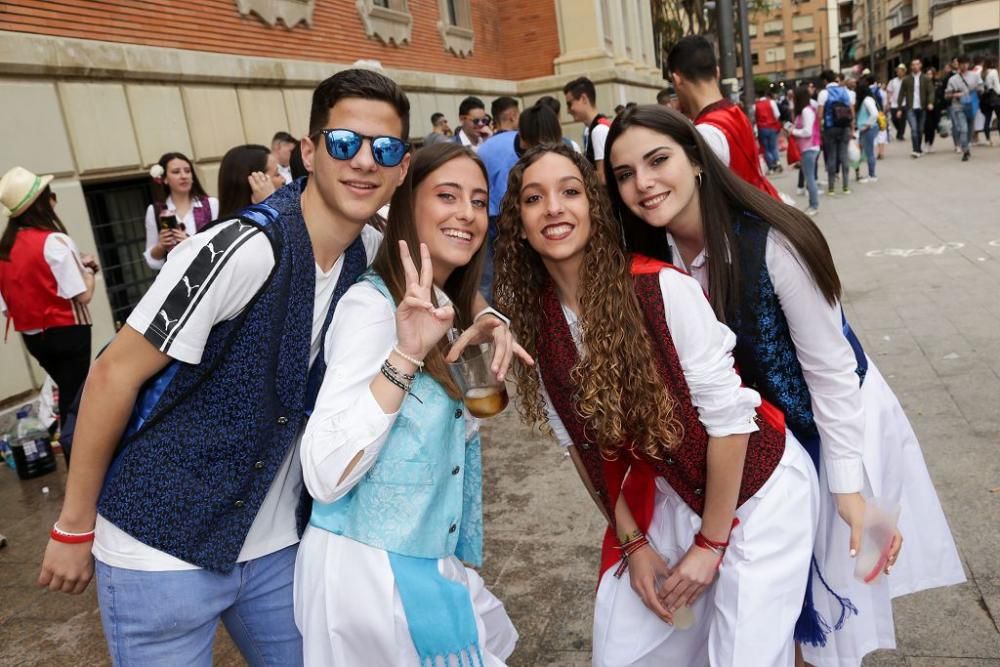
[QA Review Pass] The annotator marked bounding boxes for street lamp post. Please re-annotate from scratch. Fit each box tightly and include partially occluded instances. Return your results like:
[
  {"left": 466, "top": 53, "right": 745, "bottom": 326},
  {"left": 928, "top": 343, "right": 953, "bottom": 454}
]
[
  {"left": 738, "top": 0, "right": 755, "bottom": 113},
  {"left": 716, "top": 0, "right": 740, "bottom": 100}
]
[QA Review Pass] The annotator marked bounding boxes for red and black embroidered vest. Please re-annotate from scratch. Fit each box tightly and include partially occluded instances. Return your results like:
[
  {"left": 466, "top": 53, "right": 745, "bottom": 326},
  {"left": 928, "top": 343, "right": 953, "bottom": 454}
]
[{"left": 536, "top": 256, "right": 786, "bottom": 525}]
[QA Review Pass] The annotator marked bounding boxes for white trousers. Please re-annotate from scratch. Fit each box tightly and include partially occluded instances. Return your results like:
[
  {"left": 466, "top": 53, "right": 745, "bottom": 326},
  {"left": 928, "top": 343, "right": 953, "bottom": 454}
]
[{"left": 592, "top": 433, "right": 820, "bottom": 667}]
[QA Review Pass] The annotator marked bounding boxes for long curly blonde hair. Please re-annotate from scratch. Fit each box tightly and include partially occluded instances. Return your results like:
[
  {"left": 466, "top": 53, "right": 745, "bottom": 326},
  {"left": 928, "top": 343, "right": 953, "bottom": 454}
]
[{"left": 494, "top": 144, "right": 684, "bottom": 459}]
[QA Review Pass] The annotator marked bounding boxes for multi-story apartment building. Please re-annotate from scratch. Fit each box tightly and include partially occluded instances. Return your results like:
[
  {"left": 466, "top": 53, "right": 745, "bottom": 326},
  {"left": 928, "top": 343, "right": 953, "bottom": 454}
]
[
  {"left": 740, "top": 0, "right": 842, "bottom": 82},
  {"left": 850, "top": 0, "right": 998, "bottom": 78},
  {"left": 0, "top": 0, "right": 664, "bottom": 403}
]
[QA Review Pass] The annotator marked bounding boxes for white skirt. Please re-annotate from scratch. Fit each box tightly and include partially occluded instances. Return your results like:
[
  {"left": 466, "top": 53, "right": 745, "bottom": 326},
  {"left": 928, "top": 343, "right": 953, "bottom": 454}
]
[
  {"left": 801, "top": 359, "right": 965, "bottom": 667},
  {"left": 294, "top": 527, "right": 518, "bottom": 666},
  {"left": 592, "top": 433, "right": 820, "bottom": 667}
]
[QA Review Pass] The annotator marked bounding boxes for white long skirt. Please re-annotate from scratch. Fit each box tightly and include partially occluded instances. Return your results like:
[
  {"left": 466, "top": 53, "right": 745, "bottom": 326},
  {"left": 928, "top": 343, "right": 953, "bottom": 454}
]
[
  {"left": 592, "top": 433, "right": 820, "bottom": 667},
  {"left": 802, "top": 359, "right": 965, "bottom": 667},
  {"left": 294, "top": 526, "right": 518, "bottom": 666}
]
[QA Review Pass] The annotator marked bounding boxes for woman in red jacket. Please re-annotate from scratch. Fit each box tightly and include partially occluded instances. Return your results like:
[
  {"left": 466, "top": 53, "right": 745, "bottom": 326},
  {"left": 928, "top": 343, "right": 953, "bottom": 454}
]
[{"left": 0, "top": 167, "right": 98, "bottom": 448}]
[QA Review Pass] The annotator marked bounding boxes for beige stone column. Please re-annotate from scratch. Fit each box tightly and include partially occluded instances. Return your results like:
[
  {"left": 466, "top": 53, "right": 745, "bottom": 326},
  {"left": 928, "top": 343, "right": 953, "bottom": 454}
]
[{"left": 553, "top": 0, "right": 616, "bottom": 74}]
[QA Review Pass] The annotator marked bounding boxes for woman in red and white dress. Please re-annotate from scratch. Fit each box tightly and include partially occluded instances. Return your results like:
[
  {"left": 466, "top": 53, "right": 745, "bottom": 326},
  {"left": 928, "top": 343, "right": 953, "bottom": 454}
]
[{"left": 0, "top": 167, "right": 98, "bottom": 451}]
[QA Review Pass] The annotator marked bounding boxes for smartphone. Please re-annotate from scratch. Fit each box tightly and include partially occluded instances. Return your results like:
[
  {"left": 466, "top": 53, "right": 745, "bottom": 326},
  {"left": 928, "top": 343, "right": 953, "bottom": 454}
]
[{"left": 158, "top": 213, "right": 179, "bottom": 231}]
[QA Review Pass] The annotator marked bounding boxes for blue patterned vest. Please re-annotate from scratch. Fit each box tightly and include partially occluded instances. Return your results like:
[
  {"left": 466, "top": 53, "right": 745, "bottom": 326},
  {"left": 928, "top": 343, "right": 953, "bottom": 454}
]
[
  {"left": 309, "top": 273, "right": 484, "bottom": 566},
  {"left": 725, "top": 212, "right": 867, "bottom": 645},
  {"left": 98, "top": 179, "right": 368, "bottom": 573},
  {"left": 726, "top": 213, "right": 867, "bottom": 466}
]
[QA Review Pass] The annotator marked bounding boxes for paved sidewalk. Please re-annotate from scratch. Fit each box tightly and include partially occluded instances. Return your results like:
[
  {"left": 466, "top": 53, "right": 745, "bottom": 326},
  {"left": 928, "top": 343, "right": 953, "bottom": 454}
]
[{"left": 2, "top": 139, "right": 998, "bottom": 666}]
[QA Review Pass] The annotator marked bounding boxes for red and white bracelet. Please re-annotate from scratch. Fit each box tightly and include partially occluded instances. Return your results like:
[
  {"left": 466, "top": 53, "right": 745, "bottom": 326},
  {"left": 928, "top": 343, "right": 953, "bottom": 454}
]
[{"left": 50, "top": 522, "right": 95, "bottom": 544}]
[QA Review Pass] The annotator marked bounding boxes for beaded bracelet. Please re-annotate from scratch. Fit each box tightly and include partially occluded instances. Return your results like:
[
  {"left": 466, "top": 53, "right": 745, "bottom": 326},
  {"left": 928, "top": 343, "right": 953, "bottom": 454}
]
[
  {"left": 391, "top": 345, "right": 425, "bottom": 369},
  {"left": 381, "top": 359, "right": 423, "bottom": 403}
]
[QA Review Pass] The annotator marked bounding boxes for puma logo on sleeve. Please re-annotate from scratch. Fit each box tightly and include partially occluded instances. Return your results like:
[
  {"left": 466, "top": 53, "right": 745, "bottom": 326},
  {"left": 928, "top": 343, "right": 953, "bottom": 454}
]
[
  {"left": 142, "top": 221, "right": 263, "bottom": 353},
  {"left": 206, "top": 243, "right": 225, "bottom": 264},
  {"left": 158, "top": 309, "right": 179, "bottom": 331},
  {"left": 183, "top": 276, "right": 201, "bottom": 298}
]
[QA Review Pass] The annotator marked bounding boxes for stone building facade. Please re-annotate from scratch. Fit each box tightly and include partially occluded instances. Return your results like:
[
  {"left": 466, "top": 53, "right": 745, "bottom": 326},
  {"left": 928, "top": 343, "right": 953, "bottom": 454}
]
[{"left": 0, "top": 0, "right": 664, "bottom": 403}]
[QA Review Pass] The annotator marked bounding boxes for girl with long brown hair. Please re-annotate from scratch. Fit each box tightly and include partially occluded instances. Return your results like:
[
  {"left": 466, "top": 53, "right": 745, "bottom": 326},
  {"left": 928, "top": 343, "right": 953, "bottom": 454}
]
[
  {"left": 494, "top": 143, "right": 818, "bottom": 665},
  {"left": 605, "top": 104, "right": 963, "bottom": 667},
  {"left": 0, "top": 167, "right": 98, "bottom": 460},
  {"left": 143, "top": 151, "right": 218, "bottom": 270},
  {"left": 295, "top": 143, "right": 517, "bottom": 666}
]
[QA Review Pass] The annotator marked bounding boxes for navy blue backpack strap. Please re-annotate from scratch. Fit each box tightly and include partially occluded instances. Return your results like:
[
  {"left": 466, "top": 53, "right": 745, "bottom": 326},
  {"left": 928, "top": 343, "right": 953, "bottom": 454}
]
[{"left": 303, "top": 235, "right": 369, "bottom": 415}]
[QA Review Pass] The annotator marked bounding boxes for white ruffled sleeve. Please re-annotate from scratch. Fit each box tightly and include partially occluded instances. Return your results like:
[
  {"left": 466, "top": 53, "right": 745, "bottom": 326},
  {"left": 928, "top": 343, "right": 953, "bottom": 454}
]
[
  {"left": 766, "top": 230, "right": 864, "bottom": 493},
  {"left": 658, "top": 268, "right": 761, "bottom": 436},
  {"left": 300, "top": 281, "right": 401, "bottom": 504}
]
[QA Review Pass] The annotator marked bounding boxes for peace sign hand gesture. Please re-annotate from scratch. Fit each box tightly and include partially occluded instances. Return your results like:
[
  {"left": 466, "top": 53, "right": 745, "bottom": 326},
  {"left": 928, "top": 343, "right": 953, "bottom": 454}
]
[{"left": 394, "top": 240, "right": 455, "bottom": 362}]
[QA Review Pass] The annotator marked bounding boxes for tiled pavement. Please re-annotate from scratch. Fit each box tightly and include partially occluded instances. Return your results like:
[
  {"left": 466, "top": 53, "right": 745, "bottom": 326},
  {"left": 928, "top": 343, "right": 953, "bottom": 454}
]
[{"left": 2, "top": 138, "right": 999, "bottom": 666}]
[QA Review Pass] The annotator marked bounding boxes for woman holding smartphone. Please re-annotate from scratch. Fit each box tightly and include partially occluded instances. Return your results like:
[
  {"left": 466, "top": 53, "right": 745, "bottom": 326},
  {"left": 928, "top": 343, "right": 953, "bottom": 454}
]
[
  {"left": 295, "top": 143, "right": 518, "bottom": 666},
  {"left": 143, "top": 151, "right": 219, "bottom": 270}
]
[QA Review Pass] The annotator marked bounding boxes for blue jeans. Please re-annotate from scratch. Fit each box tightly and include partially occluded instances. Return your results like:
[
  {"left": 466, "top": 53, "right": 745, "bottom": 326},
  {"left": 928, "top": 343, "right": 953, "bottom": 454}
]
[
  {"left": 906, "top": 109, "right": 926, "bottom": 153},
  {"left": 758, "top": 128, "right": 780, "bottom": 169},
  {"left": 822, "top": 126, "right": 850, "bottom": 190},
  {"left": 96, "top": 545, "right": 302, "bottom": 666},
  {"left": 860, "top": 125, "right": 878, "bottom": 177},
  {"left": 800, "top": 149, "right": 820, "bottom": 209},
  {"left": 949, "top": 106, "right": 960, "bottom": 147},
  {"left": 953, "top": 104, "right": 974, "bottom": 151}
]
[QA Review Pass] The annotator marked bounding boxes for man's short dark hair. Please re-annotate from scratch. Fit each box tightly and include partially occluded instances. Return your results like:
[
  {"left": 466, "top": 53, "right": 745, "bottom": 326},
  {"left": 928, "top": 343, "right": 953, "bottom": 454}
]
[
  {"left": 821, "top": 69, "right": 837, "bottom": 84},
  {"left": 535, "top": 95, "right": 561, "bottom": 116},
  {"left": 308, "top": 68, "right": 410, "bottom": 139},
  {"left": 957, "top": 54, "right": 971, "bottom": 65},
  {"left": 656, "top": 87, "right": 674, "bottom": 104},
  {"left": 666, "top": 36, "right": 717, "bottom": 83},
  {"left": 272, "top": 131, "right": 296, "bottom": 145},
  {"left": 491, "top": 96, "right": 519, "bottom": 120},
  {"left": 458, "top": 96, "right": 486, "bottom": 117},
  {"left": 431, "top": 112, "right": 445, "bottom": 125},
  {"left": 562, "top": 77, "right": 597, "bottom": 105}
]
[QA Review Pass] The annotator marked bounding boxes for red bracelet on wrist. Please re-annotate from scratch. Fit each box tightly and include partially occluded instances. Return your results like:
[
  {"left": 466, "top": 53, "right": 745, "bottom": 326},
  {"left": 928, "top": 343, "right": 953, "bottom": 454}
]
[{"left": 50, "top": 522, "right": 95, "bottom": 544}]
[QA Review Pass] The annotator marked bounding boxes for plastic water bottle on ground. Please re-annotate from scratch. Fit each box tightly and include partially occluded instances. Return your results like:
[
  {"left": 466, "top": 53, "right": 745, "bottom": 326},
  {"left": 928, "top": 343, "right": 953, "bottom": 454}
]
[{"left": 10, "top": 408, "right": 57, "bottom": 480}]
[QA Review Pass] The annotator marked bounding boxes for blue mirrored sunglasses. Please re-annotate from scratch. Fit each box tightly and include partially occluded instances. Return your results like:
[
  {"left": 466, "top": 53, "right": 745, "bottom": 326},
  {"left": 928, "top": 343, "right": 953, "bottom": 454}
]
[{"left": 320, "top": 129, "right": 409, "bottom": 168}]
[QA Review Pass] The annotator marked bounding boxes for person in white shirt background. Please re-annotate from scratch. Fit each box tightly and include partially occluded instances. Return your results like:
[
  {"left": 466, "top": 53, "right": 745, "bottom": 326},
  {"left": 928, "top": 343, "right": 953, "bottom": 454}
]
[
  {"left": 886, "top": 64, "right": 907, "bottom": 141},
  {"left": 980, "top": 56, "right": 1000, "bottom": 146},
  {"left": 142, "top": 151, "right": 219, "bottom": 270},
  {"left": 271, "top": 131, "right": 297, "bottom": 184},
  {"left": 452, "top": 96, "right": 492, "bottom": 152}
]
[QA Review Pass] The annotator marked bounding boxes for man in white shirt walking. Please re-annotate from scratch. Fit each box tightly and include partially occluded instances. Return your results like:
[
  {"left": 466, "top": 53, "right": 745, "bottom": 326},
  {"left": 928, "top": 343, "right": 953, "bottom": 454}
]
[{"left": 887, "top": 64, "right": 907, "bottom": 141}]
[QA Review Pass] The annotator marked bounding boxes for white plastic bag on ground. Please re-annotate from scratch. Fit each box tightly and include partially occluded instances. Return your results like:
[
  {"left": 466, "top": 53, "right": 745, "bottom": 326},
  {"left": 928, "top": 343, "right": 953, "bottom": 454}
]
[{"left": 37, "top": 376, "right": 57, "bottom": 429}]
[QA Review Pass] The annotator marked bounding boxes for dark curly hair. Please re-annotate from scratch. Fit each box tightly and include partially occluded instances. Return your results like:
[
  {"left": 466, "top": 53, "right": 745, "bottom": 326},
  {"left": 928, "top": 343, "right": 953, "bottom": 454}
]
[{"left": 494, "top": 143, "right": 684, "bottom": 459}]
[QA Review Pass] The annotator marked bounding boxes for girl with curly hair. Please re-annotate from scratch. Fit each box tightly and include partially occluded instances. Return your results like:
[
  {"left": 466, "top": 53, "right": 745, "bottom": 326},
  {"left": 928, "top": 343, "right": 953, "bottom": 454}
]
[
  {"left": 604, "top": 105, "right": 963, "bottom": 667},
  {"left": 494, "top": 143, "right": 818, "bottom": 665}
]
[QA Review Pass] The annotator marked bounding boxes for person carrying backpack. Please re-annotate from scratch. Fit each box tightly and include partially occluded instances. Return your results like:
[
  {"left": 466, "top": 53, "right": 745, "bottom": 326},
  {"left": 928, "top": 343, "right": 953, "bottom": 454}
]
[{"left": 817, "top": 70, "right": 854, "bottom": 195}]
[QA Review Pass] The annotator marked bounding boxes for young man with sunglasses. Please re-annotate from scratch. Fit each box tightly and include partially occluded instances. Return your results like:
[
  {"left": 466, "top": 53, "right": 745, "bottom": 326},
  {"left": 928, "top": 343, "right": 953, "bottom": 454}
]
[
  {"left": 452, "top": 95, "right": 492, "bottom": 152},
  {"left": 38, "top": 68, "right": 520, "bottom": 665}
]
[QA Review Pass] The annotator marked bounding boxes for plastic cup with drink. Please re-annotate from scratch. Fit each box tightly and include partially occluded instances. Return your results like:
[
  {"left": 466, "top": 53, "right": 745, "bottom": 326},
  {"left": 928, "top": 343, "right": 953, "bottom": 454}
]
[
  {"left": 853, "top": 497, "right": 901, "bottom": 584},
  {"left": 446, "top": 330, "right": 509, "bottom": 419},
  {"left": 653, "top": 546, "right": 696, "bottom": 630}
]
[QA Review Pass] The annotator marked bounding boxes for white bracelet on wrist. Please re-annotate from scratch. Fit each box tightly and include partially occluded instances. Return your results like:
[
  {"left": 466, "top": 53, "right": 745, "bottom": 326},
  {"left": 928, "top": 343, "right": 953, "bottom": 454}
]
[
  {"left": 473, "top": 306, "right": 510, "bottom": 327},
  {"left": 391, "top": 344, "right": 425, "bottom": 369}
]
